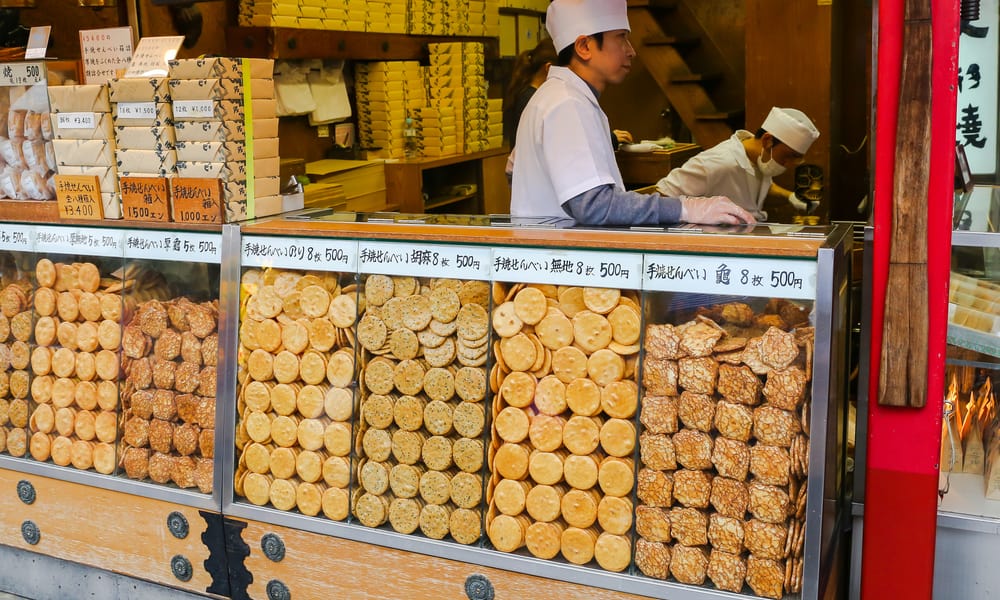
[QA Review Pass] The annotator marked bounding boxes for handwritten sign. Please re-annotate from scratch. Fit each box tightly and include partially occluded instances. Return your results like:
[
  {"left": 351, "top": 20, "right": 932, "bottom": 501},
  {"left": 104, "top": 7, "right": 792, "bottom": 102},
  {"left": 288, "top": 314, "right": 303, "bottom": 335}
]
[
  {"left": 120, "top": 177, "right": 169, "bottom": 222},
  {"left": 0, "top": 224, "right": 32, "bottom": 252},
  {"left": 80, "top": 27, "right": 134, "bottom": 84},
  {"left": 25, "top": 26, "right": 50, "bottom": 60},
  {"left": 124, "top": 35, "right": 183, "bottom": 78},
  {"left": 34, "top": 225, "right": 123, "bottom": 258},
  {"left": 170, "top": 178, "right": 223, "bottom": 224},
  {"left": 242, "top": 235, "right": 358, "bottom": 271},
  {"left": 125, "top": 230, "right": 221, "bottom": 263},
  {"left": 642, "top": 254, "right": 817, "bottom": 300},
  {"left": 491, "top": 247, "right": 643, "bottom": 290},
  {"left": 957, "top": 0, "right": 998, "bottom": 174},
  {"left": 54, "top": 175, "right": 103, "bottom": 221},
  {"left": 0, "top": 61, "right": 45, "bottom": 87},
  {"left": 360, "top": 241, "right": 490, "bottom": 280}
]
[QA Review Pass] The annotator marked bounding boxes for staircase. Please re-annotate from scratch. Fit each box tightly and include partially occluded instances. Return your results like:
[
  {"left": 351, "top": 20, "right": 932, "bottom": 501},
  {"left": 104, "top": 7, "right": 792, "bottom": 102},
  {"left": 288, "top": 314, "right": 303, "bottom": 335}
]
[{"left": 627, "top": 0, "right": 742, "bottom": 149}]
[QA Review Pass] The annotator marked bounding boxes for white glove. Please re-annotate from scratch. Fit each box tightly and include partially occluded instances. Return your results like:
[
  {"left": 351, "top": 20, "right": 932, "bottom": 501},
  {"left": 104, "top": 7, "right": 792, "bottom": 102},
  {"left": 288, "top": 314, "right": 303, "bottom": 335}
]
[
  {"left": 679, "top": 196, "right": 756, "bottom": 225},
  {"left": 788, "top": 192, "right": 809, "bottom": 211}
]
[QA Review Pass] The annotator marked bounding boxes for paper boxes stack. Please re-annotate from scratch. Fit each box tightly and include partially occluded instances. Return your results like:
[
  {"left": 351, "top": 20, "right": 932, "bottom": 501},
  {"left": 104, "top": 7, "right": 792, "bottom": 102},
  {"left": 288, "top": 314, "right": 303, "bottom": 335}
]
[
  {"left": 468, "top": 0, "right": 501, "bottom": 37},
  {"left": 238, "top": 0, "right": 368, "bottom": 31},
  {"left": 408, "top": 0, "right": 449, "bottom": 35},
  {"left": 366, "top": 0, "right": 407, "bottom": 33},
  {"left": 356, "top": 61, "right": 426, "bottom": 159},
  {"left": 110, "top": 77, "right": 178, "bottom": 191},
  {"left": 485, "top": 97, "right": 503, "bottom": 151},
  {"left": 168, "top": 58, "right": 280, "bottom": 221},
  {"left": 47, "top": 84, "right": 117, "bottom": 215},
  {"left": 427, "top": 42, "right": 493, "bottom": 154}
]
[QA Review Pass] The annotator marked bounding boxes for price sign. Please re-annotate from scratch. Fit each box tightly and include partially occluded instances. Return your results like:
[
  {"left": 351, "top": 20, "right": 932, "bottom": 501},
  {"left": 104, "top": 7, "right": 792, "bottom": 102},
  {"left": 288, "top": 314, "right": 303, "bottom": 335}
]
[
  {"left": 120, "top": 177, "right": 169, "bottom": 222},
  {"left": 0, "top": 224, "right": 32, "bottom": 252},
  {"left": 117, "top": 102, "right": 157, "bottom": 120},
  {"left": 173, "top": 100, "right": 216, "bottom": 119},
  {"left": 0, "top": 61, "right": 45, "bottom": 87},
  {"left": 642, "top": 254, "right": 817, "bottom": 300},
  {"left": 56, "top": 112, "right": 97, "bottom": 129},
  {"left": 170, "top": 178, "right": 223, "bottom": 224},
  {"left": 242, "top": 235, "right": 358, "bottom": 272},
  {"left": 25, "top": 26, "right": 51, "bottom": 60},
  {"left": 491, "top": 247, "right": 643, "bottom": 290},
  {"left": 359, "top": 241, "right": 490, "bottom": 280},
  {"left": 79, "top": 27, "right": 133, "bottom": 84},
  {"left": 123, "top": 35, "right": 184, "bottom": 78},
  {"left": 125, "top": 230, "right": 221, "bottom": 263},
  {"left": 54, "top": 175, "right": 104, "bottom": 221},
  {"left": 34, "top": 225, "right": 123, "bottom": 258}
]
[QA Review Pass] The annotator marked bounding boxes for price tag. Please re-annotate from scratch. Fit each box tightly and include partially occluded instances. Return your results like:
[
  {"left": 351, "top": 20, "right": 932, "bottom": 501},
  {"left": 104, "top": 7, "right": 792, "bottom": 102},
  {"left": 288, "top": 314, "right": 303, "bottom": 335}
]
[
  {"left": 123, "top": 35, "right": 184, "bottom": 78},
  {"left": 173, "top": 100, "right": 216, "bottom": 119},
  {"left": 34, "top": 225, "right": 123, "bottom": 258},
  {"left": 0, "top": 61, "right": 45, "bottom": 87},
  {"left": 79, "top": 27, "right": 133, "bottom": 85},
  {"left": 359, "top": 241, "right": 490, "bottom": 279},
  {"left": 120, "top": 177, "right": 169, "bottom": 222},
  {"left": 56, "top": 112, "right": 97, "bottom": 129},
  {"left": 0, "top": 224, "right": 32, "bottom": 252},
  {"left": 25, "top": 26, "right": 51, "bottom": 60},
  {"left": 242, "top": 235, "right": 358, "bottom": 271},
  {"left": 491, "top": 247, "right": 643, "bottom": 290},
  {"left": 117, "top": 102, "right": 157, "bottom": 120},
  {"left": 170, "top": 178, "right": 223, "bottom": 224},
  {"left": 642, "top": 254, "right": 818, "bottom": 300},
  {"left": 125, "top": 230, "right": 221, "bottom": 263},
  {"left": 54, "top": 175, "right": 104, "bottom": 221}
]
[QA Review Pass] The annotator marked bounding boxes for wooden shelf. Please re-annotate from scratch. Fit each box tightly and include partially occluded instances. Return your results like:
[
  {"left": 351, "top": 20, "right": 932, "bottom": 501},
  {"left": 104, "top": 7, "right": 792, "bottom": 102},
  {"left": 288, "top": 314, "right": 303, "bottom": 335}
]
[
  {"left": 226, "top": 27, "right": 499, "bottom": 60},
  {"left": 425, "top": 193, "right": 477, "bottom": 211}
]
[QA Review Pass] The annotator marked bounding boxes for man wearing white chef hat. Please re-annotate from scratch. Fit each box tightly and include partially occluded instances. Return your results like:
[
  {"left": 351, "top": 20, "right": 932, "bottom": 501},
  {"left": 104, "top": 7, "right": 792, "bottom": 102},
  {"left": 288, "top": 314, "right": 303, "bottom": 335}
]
[
  {"left": 656, "top": 106, "right": 821, "bottom": 221},
  {"left": 509, "top": 0, "right": 754, "bottom": 227}
]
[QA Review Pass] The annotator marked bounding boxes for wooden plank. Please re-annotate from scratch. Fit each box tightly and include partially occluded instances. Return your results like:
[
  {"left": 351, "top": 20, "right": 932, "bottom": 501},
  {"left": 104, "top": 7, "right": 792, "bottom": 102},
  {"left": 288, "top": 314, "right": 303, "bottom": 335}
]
[
  {"left": 480, "top": 152, "right": 511, "bottom": 215},
  {"left": 878, "top": 4, "right": 932, "bottom": 408},
  {"left": 239, "top": 518, "right": 652, "bottom": 600},
  {"left": 0, "top": 470, "right": 219, "bottom": 596}
]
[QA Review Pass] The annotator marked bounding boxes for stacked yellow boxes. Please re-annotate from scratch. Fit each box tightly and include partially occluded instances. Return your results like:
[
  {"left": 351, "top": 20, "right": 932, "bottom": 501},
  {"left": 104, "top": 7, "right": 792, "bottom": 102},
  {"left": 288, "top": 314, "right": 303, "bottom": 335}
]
[
  {"left": 365, "top": 0, "right": 407, "bottom": 33},
  {"left": 109, "top": 77, "right": 177, "bottom": 215},
  {"left": 356, "top": 61, "right": 426, "bottom": 159},
  {"left": 428, "top": 42, "right": 491, "bottom": 154},
  {"left": 485, "top": 97, "right": 503, "bottom": 150},
  {"left": 418, "top": 103, "right": 458, "bottom": 158},
  {"left": 47, "top": 84, "right": 120, "bottom": 218},
  {"left": 240, "top": 0, "right": 300, "bottom": 28},
  {"left": 469, "top": 0, "right": 501, "bottom": 37},
  {"left": 168, "top": 58, "right": 281, "bottom": 221},
  {"left": 408, "top": 0, "right": 446, "bottom": 35}
]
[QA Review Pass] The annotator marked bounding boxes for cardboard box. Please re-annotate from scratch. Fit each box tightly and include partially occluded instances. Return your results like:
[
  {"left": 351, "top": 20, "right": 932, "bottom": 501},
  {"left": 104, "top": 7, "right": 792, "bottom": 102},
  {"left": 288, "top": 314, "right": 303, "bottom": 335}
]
[
  {"left": 176, "top": 160, "right": 246, "bottom": 182},
  {"left": 176, "top": 141, "right": 247, "bottom": 163},
  {"left": 169, "top": 58, "right": 274, "bottom": 80},
  {"left": 47, "top": 84, "right": 111, "bottom": 113},
  {"left": 251, "top": 137, "right": 280, "bottom": 159},
  {"left": 174, "top": 120, "right": 246, "bottom": 143},
  {"left": 110, "top": 78, "right": 170, "bottom": 103},
  {"left": 115, "top": 126, "right": 176, "bottom": 151},
  {"left": 50, "top": 113, "right": 114, "bottom": 140},
  {"left": 52, "top": 139, "right": 115, "bottom": 167},
  {"left": 115, "top": 148, "right": 178, "bottom": 173}
]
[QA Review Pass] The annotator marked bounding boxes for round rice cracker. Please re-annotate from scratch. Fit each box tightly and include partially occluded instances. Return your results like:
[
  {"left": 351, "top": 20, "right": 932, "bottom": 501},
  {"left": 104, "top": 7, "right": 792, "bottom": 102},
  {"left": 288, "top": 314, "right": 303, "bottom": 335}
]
[
  {"left": 429, "top": 287, "right": 461, "bottom": 323},
  {"left": 454, "top": 366, "right": 487, "bottom": 402},
  {"left": 572, "top": 311, "right": 613, "bottom": 354},
  {"left": 558, "top": 287, "right": 588, "bottom": 318},
  {"left": 500, "top": 333, "right": 537, "bottom": 372},
  {"left": 392, "top": 276, "right": 418, "bottom": 297},
  {"left": 364, "top": 274, "right": 394, "bottom": 307},
  {"left": 513, "top": 287, "right": 548, "bottom": 325},
  {"left": 327, "top": 294, "right": 357, "bottom": 329},
  {"left": 428, "top": 317, "right": 458, "bottom": 337},
  {"left": 535, "top": 312, "right": 574, "bottom": 350},
  {"left": 456, "top": 303, "right": 489, "bottom": 341},
  {"left": 401, "top": 294, "right": 433, "bottom": 331},
  {"left": 492, "top": 302, "right": 523, "bottom": 338},
  {"left": 424, "top": 338, "right": 457, "bottom": 368},
  {"left": 583, "top": 287, "right": 620, "bottom": 315},
  {"left": 458, "top": 280, "right": 490, "bottom": 307},
  {"left": 607, "top": 304, "right": 641, "bottom": 345}
]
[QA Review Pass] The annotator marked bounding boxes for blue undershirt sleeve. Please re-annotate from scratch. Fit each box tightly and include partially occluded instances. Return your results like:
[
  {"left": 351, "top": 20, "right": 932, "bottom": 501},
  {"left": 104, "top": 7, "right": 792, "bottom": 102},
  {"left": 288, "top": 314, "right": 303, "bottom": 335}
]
[{"left": 561, "top": 184, "right": 683, "bottom": 226}]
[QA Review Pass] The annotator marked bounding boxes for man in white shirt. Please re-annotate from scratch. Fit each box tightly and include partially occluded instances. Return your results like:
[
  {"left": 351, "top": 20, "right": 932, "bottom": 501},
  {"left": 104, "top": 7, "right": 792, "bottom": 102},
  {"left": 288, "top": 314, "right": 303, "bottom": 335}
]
[
  {"left": 656, "top": 107, "right": 821, "bottom": 221},
  {"left": 510, "top": 0, "right": 753, "bottom": 227}
]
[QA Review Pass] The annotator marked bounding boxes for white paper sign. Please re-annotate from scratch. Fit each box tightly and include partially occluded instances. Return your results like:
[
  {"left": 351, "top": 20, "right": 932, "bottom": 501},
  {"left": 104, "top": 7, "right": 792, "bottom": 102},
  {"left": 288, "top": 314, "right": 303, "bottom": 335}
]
[
  {"left": 34, "top": 225, "right": 123, "bottom": 257},
  {"left": 117, "top": 102, "right": 157, "bottom": 120},
  {"left": 0, "top": 224, "right": 32, "bottom": 252},
  {"left": 957, "top": 0, "right": 999, "bottom": 175},
  {"left": 359, "top": 241, "right": 490, "bottom": 279},
  {"left": 123, "top": 35, "right": 184, "bottom": 78},
  {"left": 0, "top": 61, "right": 45, "bottom": 87},
  {"left": 172, "top": 100, "right": 216, "bottom": 119},
  {"left": 57, "top": 112, "right": 97, "bottom": 129},
  {"left": 642, "top": 254, "right": 817, "bottom": 300},
  {"left": 242, "top": 235, "right": 358, "bottom": 271},
  {"left": 125, "top": 231, "right": 221, "bottom": 263},
  {"left": 491, "top": 247, "right": 643, "bottom": 290},
  {"left": 79, "top": 27, "right": 134, "bottom": 85},
  {"left": 25, "top": 26, "right": 50, "bottom": 60}
]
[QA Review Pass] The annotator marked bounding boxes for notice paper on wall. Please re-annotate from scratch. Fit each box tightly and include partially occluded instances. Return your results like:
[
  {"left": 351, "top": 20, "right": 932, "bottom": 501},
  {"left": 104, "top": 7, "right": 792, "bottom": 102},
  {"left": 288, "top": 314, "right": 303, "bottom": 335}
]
[
  {"left": 123, "top": 36, "right": 184, "bottom": 78},
  {"left": 80, "top": 27, "right": 134, "bottom": 84}
]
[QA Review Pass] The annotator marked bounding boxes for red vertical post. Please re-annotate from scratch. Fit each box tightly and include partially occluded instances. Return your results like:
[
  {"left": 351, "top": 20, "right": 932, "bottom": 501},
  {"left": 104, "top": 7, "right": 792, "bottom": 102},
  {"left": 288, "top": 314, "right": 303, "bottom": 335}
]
[{"left": 862, "top": 0, "right": 959, "bottom": 597}]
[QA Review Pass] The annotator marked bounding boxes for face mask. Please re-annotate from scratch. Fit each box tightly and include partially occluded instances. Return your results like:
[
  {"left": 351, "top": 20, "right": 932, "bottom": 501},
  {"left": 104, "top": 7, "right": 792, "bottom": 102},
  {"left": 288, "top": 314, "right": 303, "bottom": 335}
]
[{"left": 757, "top": 145, "right": 786, "bottom": 177}]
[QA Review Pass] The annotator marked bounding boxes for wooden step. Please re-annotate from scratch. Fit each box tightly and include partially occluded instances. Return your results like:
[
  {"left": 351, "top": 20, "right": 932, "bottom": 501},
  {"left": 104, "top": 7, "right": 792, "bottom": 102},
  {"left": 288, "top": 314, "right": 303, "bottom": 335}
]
[
  {"left": 626, "top": 0, "right": 677, "bottom": 9},
  {"left": 671, "top": 71, "right": 722, "bottom": 85},
  {"left": 696, "top": 108, "right": 745, "bottom": 123},
  {"left": 640, "top": 33, "right": 700, "bottom": 50}
]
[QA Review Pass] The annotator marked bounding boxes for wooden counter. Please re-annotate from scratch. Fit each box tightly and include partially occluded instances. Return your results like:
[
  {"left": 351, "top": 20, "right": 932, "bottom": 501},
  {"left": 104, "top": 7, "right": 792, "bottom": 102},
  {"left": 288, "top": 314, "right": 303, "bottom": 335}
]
[{"left": 617, "top": 143, "right": 700, "bottom": 188}]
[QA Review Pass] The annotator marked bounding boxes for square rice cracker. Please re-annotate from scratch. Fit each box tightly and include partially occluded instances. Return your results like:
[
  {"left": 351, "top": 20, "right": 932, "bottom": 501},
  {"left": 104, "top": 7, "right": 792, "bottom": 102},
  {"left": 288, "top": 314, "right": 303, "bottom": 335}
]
[
  {"left": 708, "top": 513, "right": 745, "bottom": 554},
  {"left": 762, "top": 366, "right": 808, "bottom": 411},
  {"left": 635, "top": 505, "right": 672, "bottom": 542},
  {"left": 637, "top": 468, "right": 674, "bottom": 508},
  {"left": 750, "top": 444, "right": 791, "bottom": 486},
  {"left": 715, "top": 401, "right": 754, "bottom": 442},
  {"left": 678, "top": 357, "right": 718, "bottom": 394},
  {"left": 748, "top": 482, "right": 791, "bottom": 524},
  {"left": 673, "top": 469, "right": 713, "bottom": 509},
  {"left": 752, "top": 405, "right": 800, "bottom": 447},
  {"left": 707, "top": 550, "right": 747, "bottom": 593},
  {"left": 745, "top": 519, "right": 789, "bottom": 561},
  {"left": 670, "top": 506, "right": 709, "bottom": 546},
  {"left": 673, "top": 429, "right": 714, "bottom": 470},
  {"left": 678, "top": 391, "right": 715, "bottom": 433},
  {"left": 717, "top": 363, "right": 762, "bottom": 406},
  {"left": 709, "top": 476, "right": 749, "bottom": 520},
  {"left": 642, "top": 358, "right": 678, "bottom": 396},
  {"left": 640, "top": 432, "right": 677, "bottom": 471},
  {"left": 711, "top": 437, "right": 750, "bottom": 481},
  {"left": 635, "top": 538, "right": 671, "bottom": 580},
  {"left": 643, "top": 323, "right": 686, "bottom": 360},
  {"left": 669, "top": 544, "right": 709, "bottom": 586},
  {"left": 746, "top": 555, "right": 786, "bottom": 600},
  {"left": 679, "top": 318, "right": 724, "bottom": 358},
  {"left": 640, "top": 395, "right": 678, "bottom": 435}
]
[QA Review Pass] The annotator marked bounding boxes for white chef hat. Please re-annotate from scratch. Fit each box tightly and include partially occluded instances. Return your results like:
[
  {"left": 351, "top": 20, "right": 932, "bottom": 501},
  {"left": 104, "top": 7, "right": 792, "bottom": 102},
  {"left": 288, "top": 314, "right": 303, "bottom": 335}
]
[
  {"left": 546, "top": 0, "right": 630, "bottom": 54},
  {"left": 762, "top": 107, "right": 820, "bottom": 154}
]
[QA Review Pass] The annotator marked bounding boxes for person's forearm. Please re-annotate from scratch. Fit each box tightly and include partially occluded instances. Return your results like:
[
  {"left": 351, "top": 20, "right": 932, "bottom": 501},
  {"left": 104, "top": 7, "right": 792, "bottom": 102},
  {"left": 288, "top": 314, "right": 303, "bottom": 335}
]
[{"left": 562, "top": 185, "right": 682, "bottom": 226}]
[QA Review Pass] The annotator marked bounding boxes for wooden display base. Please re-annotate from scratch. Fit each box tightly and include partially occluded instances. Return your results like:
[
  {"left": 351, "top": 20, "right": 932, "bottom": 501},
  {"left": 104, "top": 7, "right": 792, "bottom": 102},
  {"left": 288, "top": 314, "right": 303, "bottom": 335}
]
[{"left": 0, "top": 200, "right": 59, "bottom": 223}]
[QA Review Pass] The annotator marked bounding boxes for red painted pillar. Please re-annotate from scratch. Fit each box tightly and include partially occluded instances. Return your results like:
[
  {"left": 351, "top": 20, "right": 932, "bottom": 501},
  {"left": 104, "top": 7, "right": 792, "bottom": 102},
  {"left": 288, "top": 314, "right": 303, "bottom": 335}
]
[{"left": 861, "top": 0, "right": 959, "bottom": 597}]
